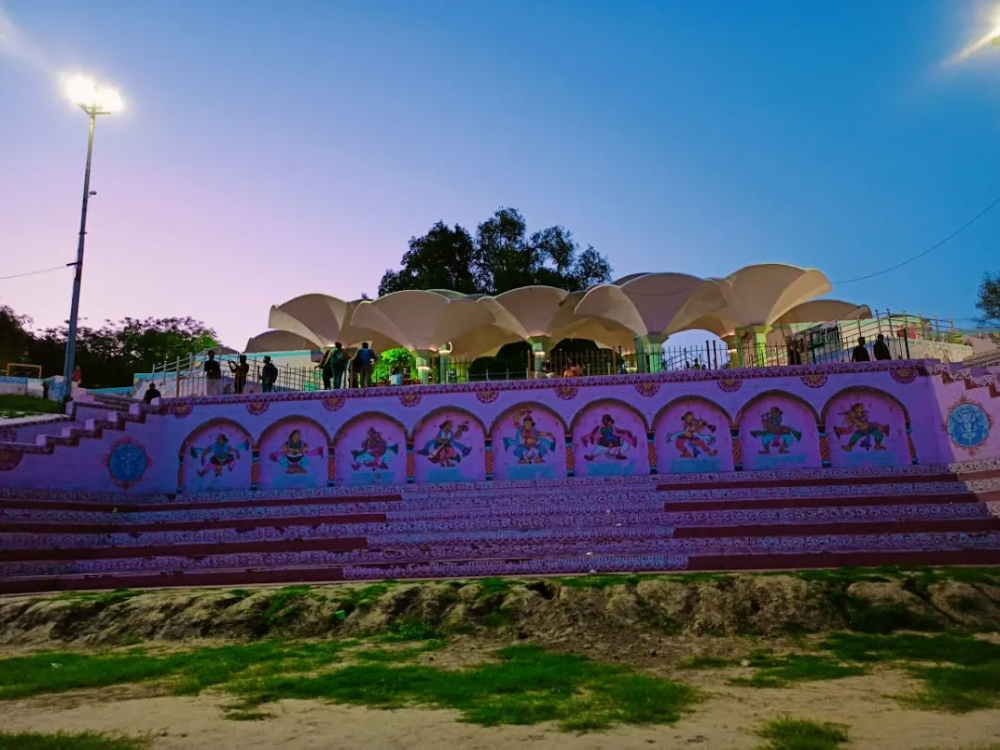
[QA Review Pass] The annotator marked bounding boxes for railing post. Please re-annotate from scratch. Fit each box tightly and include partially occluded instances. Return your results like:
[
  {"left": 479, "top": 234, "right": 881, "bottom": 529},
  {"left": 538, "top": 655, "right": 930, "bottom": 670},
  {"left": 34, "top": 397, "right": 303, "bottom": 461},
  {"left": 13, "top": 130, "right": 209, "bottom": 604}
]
[{"left": 174, "top": 357, "right": 180, "bottom": 397}]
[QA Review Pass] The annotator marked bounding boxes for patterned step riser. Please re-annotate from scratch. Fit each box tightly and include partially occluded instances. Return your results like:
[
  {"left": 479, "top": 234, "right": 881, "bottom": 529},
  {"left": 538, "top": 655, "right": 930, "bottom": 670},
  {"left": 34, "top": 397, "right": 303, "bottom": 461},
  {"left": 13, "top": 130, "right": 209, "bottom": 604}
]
[
  {"left": 2, "top": 498, "right": 988, "bottom": 533},
  {"left": 4, "top": 505, "right": 996, "bottom": 551},
  {"left": 5, "top": 530, "right": 1000, "bottom": 578}
]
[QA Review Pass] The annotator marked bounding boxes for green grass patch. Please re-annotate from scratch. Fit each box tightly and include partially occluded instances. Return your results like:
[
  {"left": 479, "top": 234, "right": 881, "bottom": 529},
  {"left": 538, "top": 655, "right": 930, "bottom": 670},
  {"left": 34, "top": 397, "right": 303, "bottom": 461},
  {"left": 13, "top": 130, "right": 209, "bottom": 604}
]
[
  {"left": 0, "top": 731, "right": 150, "bottom": 750},
  {"left": 0, "top": 394, "right": 63, "bottom": 419},
  {"left": 51, "top": 589, "right": 143, "bottom": 607},
  {"left": 0, "top": 640, "right": 349, "bottom": 701},
  {"left": 227, "top": 644, "right": 699, "bottom": 731},
  {"left": 754, "top": 717, "right": 849, "bottom": 750},
  {"left": 378, "top": 619, "right": 445, "bottom": 642},
  {"left": 353, "top": 641, "right": 444, "bottom": 663},
  {"left": 677, "top": 654, "right": 734, "bottom": 670},
  {"left": 730, "top": 653, "right": 865, "bottom": 689}
]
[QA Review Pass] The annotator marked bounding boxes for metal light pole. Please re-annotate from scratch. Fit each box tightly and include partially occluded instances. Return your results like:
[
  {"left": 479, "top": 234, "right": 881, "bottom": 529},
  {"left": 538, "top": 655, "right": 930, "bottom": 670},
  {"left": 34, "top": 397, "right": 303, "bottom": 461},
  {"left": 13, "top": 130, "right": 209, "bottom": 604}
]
[{"left": 60, "top": 76, "right": 123, "bottom": 402}]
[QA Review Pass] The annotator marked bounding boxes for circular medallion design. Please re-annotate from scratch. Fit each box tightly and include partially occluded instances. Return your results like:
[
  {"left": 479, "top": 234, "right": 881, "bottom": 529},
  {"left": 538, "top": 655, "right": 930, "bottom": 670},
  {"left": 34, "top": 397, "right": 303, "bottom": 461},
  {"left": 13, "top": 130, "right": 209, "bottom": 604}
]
[
  {"left": 800, "top": 374, "right": 828, "bottom": 389},
  {"left": 171, "top": 403, "right": 193, "bottom": 419},
  {"left": 0, "top": 448, "right": 23, "bottom": 471},
  {"left": 322, "top": 396, "right": 346, "bottom": 412},
  {"left": 717, "top": 377, "right": 743, "bottom": 393},
  {"left": 399, "top": 392, "right": 422, "bottom": 407},
  {"left": 246, "top": 401, "right": 270, "bottom": 416},
  {"left": 555, "top": 387, "right": 578, "bottom": 401},
  {"left": 106, "top": 439, "right": 151, "bottom": 489},
  {"left": 475, "top": 388, "right": 500, "bottom": 404},
  {"left": 890, "top": 367, "right": 918, "bottom": 385},
  {"left": 947, "top": 403, "right": 991, "bottom": 450},
  {"left": 635, "top": 382, "right": 661, "bottom": 398}
]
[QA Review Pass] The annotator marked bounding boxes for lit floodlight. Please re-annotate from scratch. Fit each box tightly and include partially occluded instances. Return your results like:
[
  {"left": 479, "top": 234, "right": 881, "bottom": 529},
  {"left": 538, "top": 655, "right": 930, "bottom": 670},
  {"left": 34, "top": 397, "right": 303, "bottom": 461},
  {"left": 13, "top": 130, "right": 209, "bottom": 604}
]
[{"left": 63, "top": 74, "right": 124, "bottom": 114}]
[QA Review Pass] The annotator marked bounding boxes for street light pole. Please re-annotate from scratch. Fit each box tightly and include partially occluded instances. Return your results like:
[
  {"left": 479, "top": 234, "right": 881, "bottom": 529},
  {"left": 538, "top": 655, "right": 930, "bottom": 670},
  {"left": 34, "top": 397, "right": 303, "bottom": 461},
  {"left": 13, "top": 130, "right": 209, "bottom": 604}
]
[{"left": 61, "top": 105, "right": 98, "bottom": 403}]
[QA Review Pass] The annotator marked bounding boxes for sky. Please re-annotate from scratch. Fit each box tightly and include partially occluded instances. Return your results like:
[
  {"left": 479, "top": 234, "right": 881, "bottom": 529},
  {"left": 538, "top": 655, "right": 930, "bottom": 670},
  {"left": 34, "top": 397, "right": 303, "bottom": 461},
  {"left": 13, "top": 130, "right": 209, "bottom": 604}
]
[{"left": 2, "top": 0, "right": 1000, "bottom": 350}]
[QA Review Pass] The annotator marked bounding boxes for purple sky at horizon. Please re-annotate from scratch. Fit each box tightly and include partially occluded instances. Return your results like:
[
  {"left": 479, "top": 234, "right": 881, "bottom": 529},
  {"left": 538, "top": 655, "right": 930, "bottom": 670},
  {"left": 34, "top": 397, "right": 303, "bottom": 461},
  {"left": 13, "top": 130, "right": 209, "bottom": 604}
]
[{"left": 2, "top": 0, "right": 1000, "bottom": 352}]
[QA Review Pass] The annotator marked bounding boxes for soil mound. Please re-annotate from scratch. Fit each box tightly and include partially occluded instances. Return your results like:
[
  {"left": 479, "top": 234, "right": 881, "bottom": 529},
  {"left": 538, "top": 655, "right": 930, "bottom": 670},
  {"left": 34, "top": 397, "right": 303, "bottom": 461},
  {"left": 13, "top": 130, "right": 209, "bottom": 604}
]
[{"left": 2, "top": 570, "right": 999, "bottom": 649}]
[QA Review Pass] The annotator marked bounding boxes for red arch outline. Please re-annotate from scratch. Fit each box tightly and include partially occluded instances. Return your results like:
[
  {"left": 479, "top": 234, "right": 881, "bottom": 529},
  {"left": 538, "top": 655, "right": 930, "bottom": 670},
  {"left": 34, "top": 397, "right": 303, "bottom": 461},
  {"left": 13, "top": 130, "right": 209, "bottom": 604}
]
[
  {"left": 652, "top": 395, "right": 735, "bottom": 434},
  {"left": 332, "top": 411, "right": 410, "bottom": 447},
  {"left": 820, "top": 385, "right": 913, "bottom": 427},
  {"left": 736, "top": 390, "right": 822, "bottom": 428},
  {"left": 568, "top": 398, "right": 651, "bottom": 435},
  {"left": 488, "top": 401, "right": 570, "bottom": 438}
]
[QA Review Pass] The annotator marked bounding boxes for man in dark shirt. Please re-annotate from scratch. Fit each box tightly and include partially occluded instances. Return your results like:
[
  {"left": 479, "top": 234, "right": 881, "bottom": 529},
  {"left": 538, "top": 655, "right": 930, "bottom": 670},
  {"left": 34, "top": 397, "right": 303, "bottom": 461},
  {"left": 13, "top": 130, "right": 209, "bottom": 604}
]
[
  {"left": 204, "top": 351, "right": 222, "bottom": 395},
  {"left": 331, "top": 342, "right": 348, "bottom": 388},
  {"left": 356, "top": 342, "right": 377, "bottom": 388},
  {"left": 851, "top": 337, "right": 871, "bottom": 363},
  {"left": 261, "top": 355, "right": 278, "bottom": 392},
  {"left": 229, "top": 354, "right": 250, "bottom": 394},
  {"left": 143, "top": 382, "right": 161, "bottom": 404},
  {"left": 873, "top": 334, "right": 892, "bottom": 361}
]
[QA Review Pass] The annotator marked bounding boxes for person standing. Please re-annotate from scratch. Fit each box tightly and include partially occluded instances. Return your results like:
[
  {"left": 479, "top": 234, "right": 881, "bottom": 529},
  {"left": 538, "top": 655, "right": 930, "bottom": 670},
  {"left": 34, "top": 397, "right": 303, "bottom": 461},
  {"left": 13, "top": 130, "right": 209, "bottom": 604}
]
[
  {"left": 331, "top": 342, "right": 348, "bottom": 388},
  {"left": 143, "top": 382, "right": 162, "bottom": 404},
  {"left": 317, "top": 348, "right": 334, "bottom": 389},
  {"left": 356, "top": 342, "right": 377, "bottom": 387},
  {"left": 204, "top": 350, "right": 222, "bottom": 395},
  {"left": 261, "top": 355, "right": 278, "bottom": 392},
  {"left": 228, "top": 354, "right": 250, "bottom": 394},
  {"left": 873, "top": 334, "right": 892, "bottom": 361},
  {"left": 851, "top": 337, "right": 871, "bottom": 363}
]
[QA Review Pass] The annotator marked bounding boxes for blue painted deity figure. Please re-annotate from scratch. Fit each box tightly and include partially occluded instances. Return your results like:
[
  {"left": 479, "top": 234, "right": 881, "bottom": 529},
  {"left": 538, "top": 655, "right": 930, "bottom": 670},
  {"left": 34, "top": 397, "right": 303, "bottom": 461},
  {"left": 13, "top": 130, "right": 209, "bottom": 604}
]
[
  {"left": 419, "top": 419, "right": 472, "bottom": 468},
  {"left": 191, "top": 433, "right": 250, "bottom": 478},
  {"left": 582, "top": 413, "right": 638, "bottom": 462},
  {"left": 503, "top": 410, "right": 557, "bottom": 465},
  {"left": 750, "top": 406, "right": 802, "bottom": 455}
]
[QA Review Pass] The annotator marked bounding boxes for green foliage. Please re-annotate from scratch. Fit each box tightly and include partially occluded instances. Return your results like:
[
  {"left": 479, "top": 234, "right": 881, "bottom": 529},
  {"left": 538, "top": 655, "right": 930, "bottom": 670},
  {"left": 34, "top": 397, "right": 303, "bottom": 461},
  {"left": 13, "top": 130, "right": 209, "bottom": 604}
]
[
  {"left": 372, "top": 347, "right": 416, "bottom": 384},
  {"left": 0, "top": 732, "right": 151, "bottom": 750},
  {"left": 230, "top": 644, "right": 699, "bottom": 731},
  {"left": 0, "top": 304, "right": 32, "bottom": 371},
  {"left": 754, "top": 718, "right": 849, "bottom": 750},
  {"left": 976, "top": 271, "right": 1000, "bottom": 326},
  {"left": 378, "top": 207, "right": 612, "bottom": 297},
  {"left": 730, "top": 653, "right": 865, "bottom": 689},
  {"left": 0, "top": 394, "right": 63, "bottom": 418},
  {"left": 21, "top": 315, "right": 220, "bottom": 387}
]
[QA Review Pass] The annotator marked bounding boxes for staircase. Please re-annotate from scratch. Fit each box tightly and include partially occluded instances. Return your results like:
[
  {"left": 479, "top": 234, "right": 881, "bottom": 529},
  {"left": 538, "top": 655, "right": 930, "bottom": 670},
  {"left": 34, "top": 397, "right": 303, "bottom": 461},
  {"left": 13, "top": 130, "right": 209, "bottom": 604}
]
[{"left": 2, "top": 463, "right": 999, "bottom": 594}]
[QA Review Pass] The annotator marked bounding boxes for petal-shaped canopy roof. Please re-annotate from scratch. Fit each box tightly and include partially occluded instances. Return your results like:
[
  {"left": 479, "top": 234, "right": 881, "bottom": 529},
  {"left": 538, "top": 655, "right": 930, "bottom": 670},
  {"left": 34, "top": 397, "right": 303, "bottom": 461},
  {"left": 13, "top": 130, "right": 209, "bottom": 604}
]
[
  {"left": 246, "top": 264, "right": 846, "bottom": 356},
  {"left": 349, "top": 290, "right": 496, "bottom": 353},
  {"left": 773, "top": 299, "right": 872, "bottom": 326},
  {"left": 575, "top": 273, "right": 731, "bottom": 339},
  {"left": 245, "top": 330, "right": 320, "bottom": 353}
]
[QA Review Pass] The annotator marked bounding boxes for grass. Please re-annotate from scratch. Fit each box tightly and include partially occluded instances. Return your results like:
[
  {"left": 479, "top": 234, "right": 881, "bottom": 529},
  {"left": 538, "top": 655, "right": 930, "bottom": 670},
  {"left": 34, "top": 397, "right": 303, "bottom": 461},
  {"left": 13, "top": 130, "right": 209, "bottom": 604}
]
[
  {"left": 228, "top": 644, "right": 699, "bottom": 731},
  {"left": 729, "top": 653, "right": 865, "bottom": 689},
  {"left": 677, "top": 654, "right": 733, "bottom": 670},
  {"left": 0, "top": 394, "right": 63, "bottom": 419},
  {"left": 0, "top": 732, "right": 150, "bottom": 750},
  {"left": 0, "top": 639, "right": 698, "bottom": 732},
  {"left": 52, "top": 590, "right": 143, "bottom": 607},
  {"left": 819, "top": 633, "right": 1000, "bottom": 713},
  {"left": 754, "top": 718, "right": 849, "bottom": 750}
]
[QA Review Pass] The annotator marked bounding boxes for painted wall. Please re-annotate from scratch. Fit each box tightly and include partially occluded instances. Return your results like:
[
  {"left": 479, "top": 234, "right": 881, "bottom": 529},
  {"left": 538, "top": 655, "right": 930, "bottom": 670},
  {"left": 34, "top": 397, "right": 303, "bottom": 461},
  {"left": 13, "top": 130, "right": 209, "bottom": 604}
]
[
  {"left": 1, "top": 361, "right": 987, "bottom": 495},
  {"left": 929, "top": 368, "right": 1000, "bottom": 463}
]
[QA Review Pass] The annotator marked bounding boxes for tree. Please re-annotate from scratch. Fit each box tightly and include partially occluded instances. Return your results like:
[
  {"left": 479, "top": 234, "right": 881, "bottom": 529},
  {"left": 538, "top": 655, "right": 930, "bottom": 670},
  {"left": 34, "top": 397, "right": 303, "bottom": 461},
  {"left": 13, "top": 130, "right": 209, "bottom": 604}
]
[
  {"left": 377, "top": 207, "right": 612, "bottom": 297},
  {"left": 976, "top": 272, "right": 1000, "bottom": 326},
  {"left": 20, "top": 314, "right": 221, "bottom": 388},
  {"left": 0, "top": 304, "right": 32, "bottom": 372}
]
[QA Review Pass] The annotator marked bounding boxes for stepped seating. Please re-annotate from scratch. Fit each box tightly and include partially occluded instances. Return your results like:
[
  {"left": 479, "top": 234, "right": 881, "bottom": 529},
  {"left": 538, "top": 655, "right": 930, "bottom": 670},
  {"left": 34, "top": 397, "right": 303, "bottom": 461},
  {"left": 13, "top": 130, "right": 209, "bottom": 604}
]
[{"left": 2, "top": 465, "right": 999, "bottom": 594}]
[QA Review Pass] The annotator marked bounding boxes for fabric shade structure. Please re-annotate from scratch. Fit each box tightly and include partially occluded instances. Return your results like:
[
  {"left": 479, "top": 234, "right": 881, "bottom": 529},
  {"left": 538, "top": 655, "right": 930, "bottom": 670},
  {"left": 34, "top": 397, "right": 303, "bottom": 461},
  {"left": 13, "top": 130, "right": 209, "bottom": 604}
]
[
  {"left": 245, "top": 264, "right": 849, "bottom": 362},
  {"left": 245, "top": 330, "right": 318, "bottom": 353}
]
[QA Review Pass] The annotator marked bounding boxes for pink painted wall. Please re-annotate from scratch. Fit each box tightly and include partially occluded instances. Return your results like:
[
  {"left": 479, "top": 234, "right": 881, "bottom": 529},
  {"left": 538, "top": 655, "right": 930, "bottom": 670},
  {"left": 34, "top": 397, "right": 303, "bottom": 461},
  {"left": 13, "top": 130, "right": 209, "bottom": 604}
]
[
  {"left": 653, "top": 397, "right": 735, "bottom": 474},
  {"left": 571, "top": 400, "right": 650, "bottom": 478},
  {"left": 823, "top": 388, "right": 912, "bottom": 469},
  {"left": 1, "top": 362, "right": 983, "bottom": 495},
  {"left": 929, "top": 370, "right": 1000, "bottom": 462},
  {"left": 412, "top": 409, "right": 486, "bottom": 484},
  {"left": 180, "top": 420, "right": 253, "bottom": 493},
  {"left": 737, "top": 393, "right": 822, "bottom": 471},
  {"left": 258, "top": 417, "right": 330, "bottom": 490},
  {"left": 489, "top": 403, "right": 567, "bottom": 482},
  {"left": 334, "top": 413, "right": 407, "bottom": 487}
]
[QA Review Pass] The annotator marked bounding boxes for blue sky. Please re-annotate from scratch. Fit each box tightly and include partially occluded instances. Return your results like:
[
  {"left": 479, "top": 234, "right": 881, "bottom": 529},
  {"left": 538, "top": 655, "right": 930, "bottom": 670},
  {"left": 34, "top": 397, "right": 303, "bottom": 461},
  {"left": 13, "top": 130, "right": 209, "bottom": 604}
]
[{"left": 1, "top": 0, "right": 999, "bottom": 348}]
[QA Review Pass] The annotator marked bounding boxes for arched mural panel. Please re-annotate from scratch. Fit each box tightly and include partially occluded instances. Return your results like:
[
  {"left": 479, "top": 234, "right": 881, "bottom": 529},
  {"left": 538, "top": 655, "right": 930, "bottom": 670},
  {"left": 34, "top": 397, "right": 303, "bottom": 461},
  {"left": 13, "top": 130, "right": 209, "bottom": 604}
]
[
  {"left": 180, "top": 419, "right": 253, "bottom": 493},
  {"left": 412, "top": 408, "right": 487, "bottom": 483},
  {"left": 654, "top": 398, "right": 734, "bottom": 474},
  {"left": 490, "top": 403, "right": 567, "bottom": 482},
  {"left": 823, "top": 388, "right": 911, "bottom": 468},
  {"left": 334, "top": 413, "right": 408, "bottom": 486},
  {"left": 572, "top": 400, "right": 650, "bottom": 478},
  {"left": 258, "top": 416, "right": 330, "bottom": 490},
  {"left": 738, "top": 393, "right": 822, "bottom": 471}
]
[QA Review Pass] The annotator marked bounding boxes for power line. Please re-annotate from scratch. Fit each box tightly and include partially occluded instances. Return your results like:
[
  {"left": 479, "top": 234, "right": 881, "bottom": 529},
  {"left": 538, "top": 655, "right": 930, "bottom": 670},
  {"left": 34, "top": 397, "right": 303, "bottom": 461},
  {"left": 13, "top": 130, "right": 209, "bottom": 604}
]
[
  {"left": 0, "top": 264, "right": 72, "bottom": 282},
  {"left": 833, "top": 194, "right": 1000, "bottom": 284}
]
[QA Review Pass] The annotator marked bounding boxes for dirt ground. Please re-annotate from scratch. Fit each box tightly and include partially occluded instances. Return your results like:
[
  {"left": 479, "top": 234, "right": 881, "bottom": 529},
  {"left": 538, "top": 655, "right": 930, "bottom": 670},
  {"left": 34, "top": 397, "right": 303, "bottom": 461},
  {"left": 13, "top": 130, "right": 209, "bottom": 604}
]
[{"left": 3, "top": 664, "right": 999, "bottom": 750}]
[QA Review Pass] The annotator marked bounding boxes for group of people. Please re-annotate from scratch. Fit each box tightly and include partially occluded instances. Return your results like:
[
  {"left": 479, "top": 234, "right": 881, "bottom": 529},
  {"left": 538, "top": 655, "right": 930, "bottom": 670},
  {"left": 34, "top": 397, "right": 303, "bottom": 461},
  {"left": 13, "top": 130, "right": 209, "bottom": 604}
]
[
  {"left": 852, "top": 334, "right": 893, "bottom": 363},
  {"left": 198, "top": 343, "right": 380, "bottom": 396}
]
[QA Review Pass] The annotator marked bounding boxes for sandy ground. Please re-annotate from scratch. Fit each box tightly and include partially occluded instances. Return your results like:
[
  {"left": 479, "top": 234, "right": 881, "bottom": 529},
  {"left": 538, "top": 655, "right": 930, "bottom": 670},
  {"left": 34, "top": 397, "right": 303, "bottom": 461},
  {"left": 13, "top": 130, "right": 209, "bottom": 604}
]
[{"left": 5, "top": 669, "right": 1000, "bottom": 750}]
